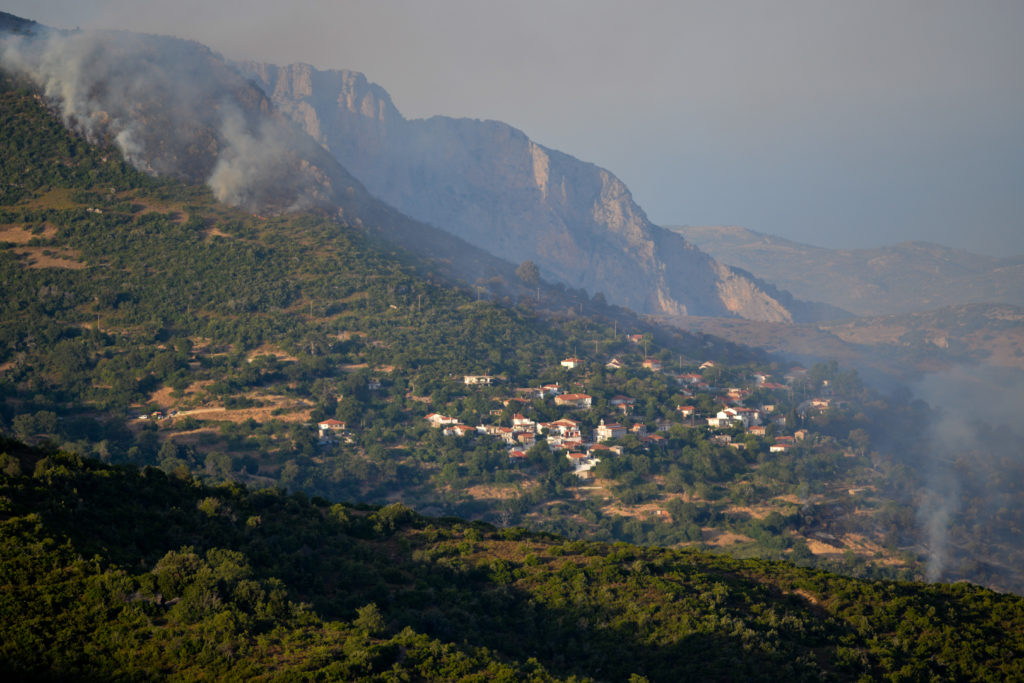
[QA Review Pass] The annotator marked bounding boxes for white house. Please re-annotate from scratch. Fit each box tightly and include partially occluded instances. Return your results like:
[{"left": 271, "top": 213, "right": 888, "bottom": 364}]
[
  {"left": 318, "top": 418, "right": 346, "bottom": 434},
  {"left": 566, "top": 452, "right": 600, "bottom": 477},
  {"left": 425, "top": 413, "right": 458, "bottom": 427},
  {"left": 594, "top": 419, "right": 627, "bottom": 443}
]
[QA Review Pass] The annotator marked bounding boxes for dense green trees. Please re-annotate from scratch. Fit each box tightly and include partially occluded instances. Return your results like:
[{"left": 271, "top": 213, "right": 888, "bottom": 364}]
[{"left": 0, "top": 440, "right": 1021, "bottom": 681}]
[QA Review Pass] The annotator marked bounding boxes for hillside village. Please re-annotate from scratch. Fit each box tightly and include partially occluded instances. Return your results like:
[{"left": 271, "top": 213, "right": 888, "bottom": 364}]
[
  {"left": 5, "top": 70, "right": 1014, "bottom": 591},
  {"left": 417, "top": 352, "right": 826, "bottom": 479}
]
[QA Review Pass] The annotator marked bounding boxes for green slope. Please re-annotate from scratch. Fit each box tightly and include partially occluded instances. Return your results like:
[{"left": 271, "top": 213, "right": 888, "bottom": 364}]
[
  {"left": 1, "top": 439, "right": 1021, "bottom": 681},
  {"left": 3, "top": 70, "right": 1024, "bottom": 596}
]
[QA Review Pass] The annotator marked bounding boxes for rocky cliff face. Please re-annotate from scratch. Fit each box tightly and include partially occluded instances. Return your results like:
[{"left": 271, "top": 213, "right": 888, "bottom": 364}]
[
  {"left": 239, "top": 61, "right": 809, "bottom": 322},
  {"left": 0, "top": 16, "right": 824, "bottom": 324}
]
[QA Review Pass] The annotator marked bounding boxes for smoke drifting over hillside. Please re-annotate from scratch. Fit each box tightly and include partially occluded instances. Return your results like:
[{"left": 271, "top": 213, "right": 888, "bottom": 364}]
[
  {"left": 0, "top": 25, "right": 344, "bottom": 212},
  {"left": 911, "top": 363, "right": 1024, "bottom": 585}
]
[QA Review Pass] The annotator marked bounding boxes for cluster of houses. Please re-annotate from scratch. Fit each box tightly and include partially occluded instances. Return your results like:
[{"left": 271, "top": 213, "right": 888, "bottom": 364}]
[
  {"left": 304, "top": 351, "right": 837, "bottom": 468},
  {"left": 424, "top": 385, "right": 676, "bottom": 477},
  {"left": 403, "top": 353, "right": 837, "bottom": 476},
  {"left": 424, "top": 408, "right": 622, "bottom": 477}
]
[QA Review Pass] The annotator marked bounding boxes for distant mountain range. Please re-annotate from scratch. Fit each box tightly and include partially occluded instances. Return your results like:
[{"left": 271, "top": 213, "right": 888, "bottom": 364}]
[{"left": 671, "top": 225, "right": 1024, "bottom": 316}]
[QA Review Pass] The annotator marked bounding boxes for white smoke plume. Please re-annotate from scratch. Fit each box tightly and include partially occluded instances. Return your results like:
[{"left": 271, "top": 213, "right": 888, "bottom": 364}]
[
  {"left": 0, "top": 24, "right": 340, "bottom": 212},
  {"left": 911, "top": 362, "right": 1024, "bottom": 584}
]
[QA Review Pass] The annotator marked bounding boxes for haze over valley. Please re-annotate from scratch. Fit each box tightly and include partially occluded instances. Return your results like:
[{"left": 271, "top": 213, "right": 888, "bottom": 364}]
[{"left": 1, "top": 7, "right": 1023, "bottom": 680}]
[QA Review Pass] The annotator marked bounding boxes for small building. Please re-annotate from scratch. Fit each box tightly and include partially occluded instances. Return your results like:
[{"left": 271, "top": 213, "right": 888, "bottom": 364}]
[
  {"left": 541, "top": 383, "right": 563, "bottom": 397},
  {"left": 425, "top": 413, "right": 458, "bottom": 427},
  {"left": 587, "top": 443, "right": 623, "bottom": 457},
  {"left": 595, "top": 419, "right": 626, "bottom": 443},
  {"left": 561, "top": 357, "right": 584, "bottom": 370},
  {"left": 463, "top": 374, "right": 496, "bottom": 386},
  {"left": 516, "top": 432, "right": 537, "bottom": 447},
  {"left": 543, "top": 418, "right": 582, "bottom": 439},
  {"left": 642, "top": 358, "right": 663, "bottom": 372},
  {"left": 443, "top": 424, "right": 475, "bottom": 437},
  {"left": 511, "top": 413, "right": 536, "bottom": 431},
  {"left": 554, "top": 393, "right": 592, "bottom": 409},
  {"left": 605, "top": 357, "right": 625, "bottom": 370},
  {"left": 318, "top": 418, "right": 347, "bottom": 434},
  {"left": 566, "top": 452, "right": 599, "bottom": 477}
]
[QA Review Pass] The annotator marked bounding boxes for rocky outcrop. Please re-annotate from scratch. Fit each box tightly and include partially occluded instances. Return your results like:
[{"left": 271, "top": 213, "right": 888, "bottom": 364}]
[{"left": 239, "top": 61, "right": 819, "bottom": 322}]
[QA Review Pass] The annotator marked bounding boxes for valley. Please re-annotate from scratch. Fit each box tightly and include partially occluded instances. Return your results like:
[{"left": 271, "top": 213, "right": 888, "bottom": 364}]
[{"left": 1, "top": 11, "right": 1023, "bottom": 680}]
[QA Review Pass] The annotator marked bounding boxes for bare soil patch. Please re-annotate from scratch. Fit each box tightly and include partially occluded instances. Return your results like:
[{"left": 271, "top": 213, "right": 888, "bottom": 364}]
[
  {"left": 21, "top": 188, "right": 77, "bottom": 209},
  {"left": 702, "top": 529, "right": 754, "bottom": 546},
  {"left": 204, "top": 227, "right": 232, "bottom": 240},
  {"left": 339, "top": 363, "right": 368, "bottom": 372},
  {"left": 176, "top": 395, "right": 313, "bottom": 424},
  {"left": 601, "top": 500, "right": 671, "bottom": 521},
  {"left": 13, "top": 247, "right": 85, "bottom": 269},
  {"left": 464, "top": 483, "right": 533, "bottom": 501},
  {"left": 0, "top": 224, "right": 57, "bottom": 243},
  {"left": 246, "top": 345, "right": 299, "bottom": 362}
]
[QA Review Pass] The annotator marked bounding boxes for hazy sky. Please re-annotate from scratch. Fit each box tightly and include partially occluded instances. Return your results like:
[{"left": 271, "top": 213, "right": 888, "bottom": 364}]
[{"left": 7, "top": 1, "right": 1024, "bottom": 255}]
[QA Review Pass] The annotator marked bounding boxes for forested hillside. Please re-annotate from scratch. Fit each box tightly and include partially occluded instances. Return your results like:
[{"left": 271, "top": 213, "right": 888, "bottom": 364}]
[
  {"left": 3, "top": 69, "right": 1024, "bottom": 596},
  {"left": 2, "top": 439, "right": 1022, "bottom": 681}
]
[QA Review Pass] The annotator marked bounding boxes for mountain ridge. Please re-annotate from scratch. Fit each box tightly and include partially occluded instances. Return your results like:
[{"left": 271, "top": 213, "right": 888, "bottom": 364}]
[
  {"left": 238, "top": 59, "right": 840, "bottom": 323},
  {"left": 0, "top": 13, "right": 837, "bottom": 325},
  {"left": 672, "top": 224, "right": 1024, "bottom": 316}
]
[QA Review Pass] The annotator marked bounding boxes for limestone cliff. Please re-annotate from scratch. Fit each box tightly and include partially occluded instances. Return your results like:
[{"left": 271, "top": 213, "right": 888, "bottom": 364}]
[{"left": 239, "top": 61, "right": 812, "bottom": 322}]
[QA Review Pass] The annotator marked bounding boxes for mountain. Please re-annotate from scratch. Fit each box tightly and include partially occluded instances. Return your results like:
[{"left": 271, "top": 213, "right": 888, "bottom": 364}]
[
  {"left": 0, "top": 15, "right": 619, "bottom": 297},
  {"left": 670, "top": 302, "right": 1024, "bottom": 390},
  {"left": 2, "top": 12, "right": 1024, "bottom": 607},
  {"left": 237, "top": 61, "right": 843, "bottom": 323},
  {"left": 671, "top": 225, "right": 1024, "bottom": 316},
  {"left": 818, "top": 303, "right": 1024, "bottom": 371},
  {"left": 0, "top": 15, "right": 835, "bottom": 324}
]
